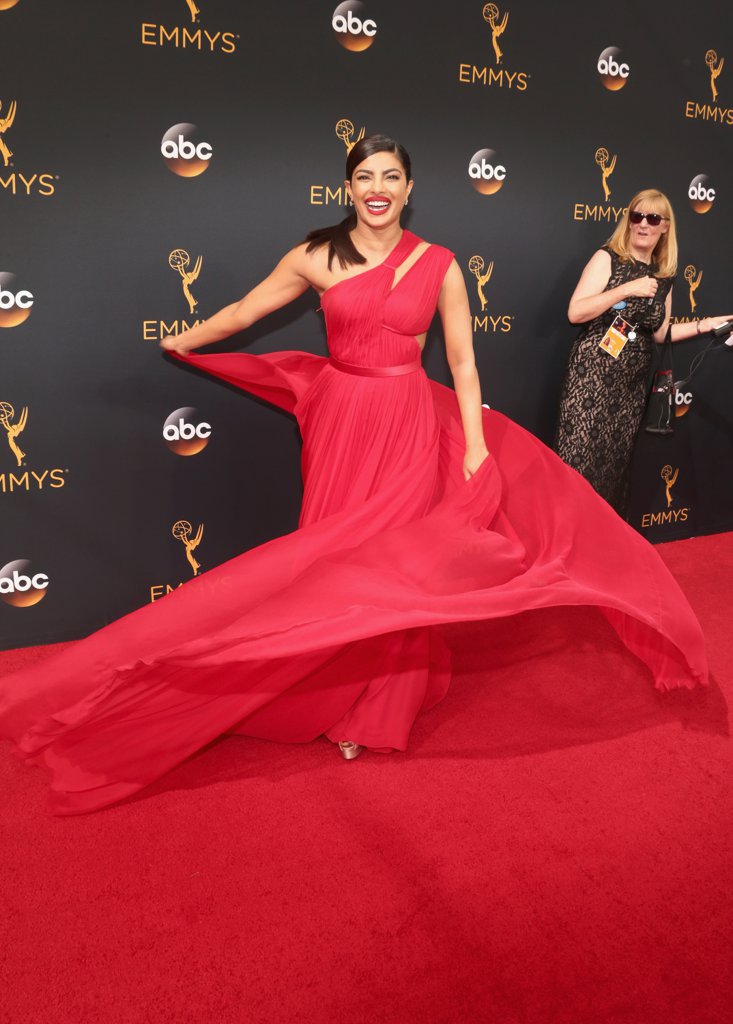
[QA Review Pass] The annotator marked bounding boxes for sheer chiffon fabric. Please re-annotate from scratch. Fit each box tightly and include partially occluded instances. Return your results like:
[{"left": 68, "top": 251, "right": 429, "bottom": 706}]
[{"left": 0, "top": 232, "right": 707, "bottom": 814}]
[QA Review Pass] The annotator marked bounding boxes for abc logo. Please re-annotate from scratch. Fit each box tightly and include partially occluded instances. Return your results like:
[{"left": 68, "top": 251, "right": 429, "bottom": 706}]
[
  {"left": 468, "top": 149, "right": 506, "bottom": 195},
  {"left": 163, "top": 407, "right": 211, "bottom": 456},
  {"left": 675, "top": 390, "right": 693, "bottom": 417},
  {"left": 332, "top": 2, "right": 377, "bottom": 52},
  {"left": 0, "top": 560, "right": 49, "bottom": 608},
  {"left": 597, "top": 47, "right": 630, "bottom": 90},
  {"left": 688, "top": 174, "right": 716, "bottom": 214},
  {"left": 161, "top": 123, "right": 213, "bottom": 178},
  {"left": 0, "top": 272, "right": 34, "bottom": 328}
]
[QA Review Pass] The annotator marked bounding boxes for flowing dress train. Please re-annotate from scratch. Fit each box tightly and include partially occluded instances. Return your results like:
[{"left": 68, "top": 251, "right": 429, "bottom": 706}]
[{"left": 0, "top": 231, "right": 707, "bottom": 814}]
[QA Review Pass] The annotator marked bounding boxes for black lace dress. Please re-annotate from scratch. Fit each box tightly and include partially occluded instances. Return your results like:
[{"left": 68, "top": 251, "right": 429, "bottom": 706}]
[{"left": 554, "top": 246, "right": 674, "bottom": 515}]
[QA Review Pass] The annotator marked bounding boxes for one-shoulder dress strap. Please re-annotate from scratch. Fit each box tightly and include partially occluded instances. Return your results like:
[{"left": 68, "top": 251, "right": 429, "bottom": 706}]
[{"left": 383, "top": 230, "right": 424, "bottom": 270}]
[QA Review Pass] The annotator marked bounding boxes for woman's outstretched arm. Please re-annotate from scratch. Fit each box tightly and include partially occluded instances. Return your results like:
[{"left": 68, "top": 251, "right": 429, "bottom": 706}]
[{"left": 160, "top": 246, "right": 312, "bottom": 355}]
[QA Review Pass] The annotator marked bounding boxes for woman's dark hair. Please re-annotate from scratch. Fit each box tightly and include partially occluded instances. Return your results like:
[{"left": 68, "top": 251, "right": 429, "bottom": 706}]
[{"left": 304, "top": 134, "right": 412, "bottom": 271}]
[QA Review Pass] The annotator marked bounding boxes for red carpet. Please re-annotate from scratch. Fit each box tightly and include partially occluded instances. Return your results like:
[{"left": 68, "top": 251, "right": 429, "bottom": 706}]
[{"left": 1, "top": 533, "right": 731, "bottom": 1024}]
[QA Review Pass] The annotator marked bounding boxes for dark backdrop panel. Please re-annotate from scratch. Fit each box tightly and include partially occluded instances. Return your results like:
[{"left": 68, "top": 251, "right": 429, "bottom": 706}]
[{"left": 2, "top": 0, "right": 731, "bottom": 647}]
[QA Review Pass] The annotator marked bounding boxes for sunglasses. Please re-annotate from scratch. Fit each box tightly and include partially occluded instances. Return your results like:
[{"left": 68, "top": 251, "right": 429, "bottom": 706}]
[{"left": 629, "top": 211, "right": 669, "bottom": 226}]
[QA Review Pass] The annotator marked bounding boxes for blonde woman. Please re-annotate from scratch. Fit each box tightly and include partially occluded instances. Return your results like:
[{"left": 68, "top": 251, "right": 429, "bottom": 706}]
[{"left": 555, "top": 188, "right": 730, "bottom": 515}]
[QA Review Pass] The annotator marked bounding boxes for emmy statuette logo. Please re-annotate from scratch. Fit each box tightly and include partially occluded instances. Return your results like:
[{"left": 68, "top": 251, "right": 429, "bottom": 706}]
[
  {"left": 0, "top": 401, "right": 27, "bottom": 467},
  {"left": 309, "top": 120, "right": 364, "bottom": 205},
  {"left": 483, "top": 4, "right": 508, "bottom": 64},
  {"left": 706, "top": 49, "right": 724, "bottom": 102},
  {"left": 0, "top": 560, "right": 49, "bottom": 608},
  {"left": 466, "top": 256, "right": 514, "bottom": 334},
  {"left": 163, "top": 408, "right": 211, "bottom": 456},
  {"left": 468, "top": 149, "right": 506, "bottom": 195},
  {"left": 332, "top": 2, "right": 377, "bottom": 52},
  {"left": 684, "top": 265, "right": 703, "bottom": 313},
  {"left": 169, "top": 249, "right": 202, "bottom": 315},
  {"left": 184, "top": 0, "right": 201, "bottom": 22},
  {"left": 335, "top": 118, "right": 365, "bottom": 155},
  {"left": 173, "top": 519, "right": 204, "bottom": 577},
  {"left": 661, "top": 464, "right": 678, "bottom": 507},
  {"left": 683, "top": 49, "right": 732, "bottom": 125},
  {"left": 597, "top": 47, "right": 630, "bottom": 90},
  {"left": 0, "top": 99, "right": 16, "bottom": 167},
  {"left": 141, "top": 0, "right": 237, "bottom": 53},
  {"left": 161, "top": 124, "right": 212, "bottom": 177},
  {"left": 595, "top": 147, "right": 616, "bottom": 201},
  {"left": 688, "top": 174, "right": 716, "bottom": 214},
  {"left": 458, "top": 3, "right": 528, "bottom": 91},
  {"left": 0, "top": 272, "right": 34, "bottom": 327},
  {"left": 468, "top": 255, "right": 493, "bottom": 311},
  {"left": 0, "top": 101, "right": 57, "bottom": 198}
]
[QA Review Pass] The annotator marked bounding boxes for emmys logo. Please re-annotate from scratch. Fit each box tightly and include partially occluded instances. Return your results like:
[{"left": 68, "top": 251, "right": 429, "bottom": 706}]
[
  {"left": 142, "top": 249, "right": 205, "bottom": 342},
  {"left": 0, "top": 272, "right": 33, "bottom": 328},
  {"left": 161, "top": 124, "right": 212, "bottom": 177},
  {"left": 458, "top": 3, "right": 529, "bottom": 92},
  {"left": 640, "top": 465, "right": 690, "bottom": 529},
  {"left": 0, "top": 100, "right": 57, "bottom": 198},
  {"left": 173, "top": 519, "right": 204, "bottom": 577},
  {"left": 597, "top": 47, "right": 630, "bottom": 90},
  {"left": 332, "top": 2, "right": 377, "bottom": 52},
  {"left": 0, "top": 560, "right": 49, "bottom": 608},
  {"left": 572, "top": 148, "right": 625, "bottom": 223},
  {"left": 309, "top": 120, "right": 363, "bottom": 205},
  {"left": 141, "top": 1, "right": 237, "bottom": 54},
  {"left": 169, "top": 249, "right": 202, "bottom": 314},
  {"left": 163, "top": 408, "right": 211, "bottom": 456},
  {"left": 468, "top": 149, "right": 506, "bottom": 195},
  {"left": 0, "top": 400, "right": 68, "bottom": 494},
  {"left": 467, "top": 255, "right": 514, "bottom": 334},
  {"left": 683, "top": 50, "right": 733, "bottom": 125},
  {"left": 688, "top": 174, "right": 716, "bottom": 213},
  {"left": 684, "top": 265, "right": 703, "bottom": 312}
]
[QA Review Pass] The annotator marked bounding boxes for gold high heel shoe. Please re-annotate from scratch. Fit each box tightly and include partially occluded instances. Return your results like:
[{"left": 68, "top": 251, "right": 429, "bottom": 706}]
[{"left": 338, "top": 740, "right": 364, "bottom": 761}]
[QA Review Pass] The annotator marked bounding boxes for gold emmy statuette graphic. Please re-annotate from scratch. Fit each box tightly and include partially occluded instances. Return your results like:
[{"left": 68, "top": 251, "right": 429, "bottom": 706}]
[
  {"left": 335, "top": 118, "right": 365, "bottom": 154},
  {"left": 0, "top": 401, "right": 27, "bottom": 467},
  {"left": 684, "top": 265, "right": 702, "bottom": 313},
  {"left": 184, "top": 0, "right": 201, "bottom": 22},
  {"left": 0, "top": 99, "right": 17, "bottom": 168},
  {"left": 483, "top": 3, "right": 508, "bottom": 65},
  {"left": 468, "top": 255, "right": 494, "bottom": 312},
  {"left": 169, "top": 249, "right": 202, "bottom": 315},
  {"left": 595, "top": 147, "right": 616, "bottom": 202},
  {"left": 172, "top": 519, "right": 204, "bottom": 576},
  {"left": 705, "top": 49, "right": 724, "bottom": 102},
  {"left": 661, "top": 464, "right": 678, "bottom": 508}
]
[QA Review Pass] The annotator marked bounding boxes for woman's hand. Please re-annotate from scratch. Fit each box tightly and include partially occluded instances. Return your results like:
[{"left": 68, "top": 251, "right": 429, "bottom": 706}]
[
  {"left": 623, "top": 276, "right": 658, "bottom": 300},
  {"left": 160, "top": 335, "right": 192, "bottom": 356},
  {"left": 463, "top": 444, "right": 490, "bottom": 481}
]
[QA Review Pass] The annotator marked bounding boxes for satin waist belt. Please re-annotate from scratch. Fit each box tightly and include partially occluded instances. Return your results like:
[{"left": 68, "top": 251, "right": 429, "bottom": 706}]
[{"left": 329, "top": 356, "right": 422, "bottom": 377}]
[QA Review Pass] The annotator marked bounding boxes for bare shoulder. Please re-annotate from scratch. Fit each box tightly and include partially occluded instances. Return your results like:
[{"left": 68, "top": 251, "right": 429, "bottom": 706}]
[{"left": 585, "top": 248, "right": 612, "bottom": 271}]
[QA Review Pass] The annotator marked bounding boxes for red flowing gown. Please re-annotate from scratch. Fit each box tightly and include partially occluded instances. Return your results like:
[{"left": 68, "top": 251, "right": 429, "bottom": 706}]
[{"left": 0, "top": 231, "right": 708, "bottom": 814}]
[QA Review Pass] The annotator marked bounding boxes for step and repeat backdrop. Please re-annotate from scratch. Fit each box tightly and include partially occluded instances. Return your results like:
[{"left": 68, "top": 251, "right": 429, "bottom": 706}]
[{"left": 2, "top": 0, "right": 732, "bottom": 647}]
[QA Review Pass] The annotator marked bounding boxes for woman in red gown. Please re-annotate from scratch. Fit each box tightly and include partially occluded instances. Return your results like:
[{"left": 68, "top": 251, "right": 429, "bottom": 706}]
[{"left": 0, "top": 136, "right": 708, "bottom": 814}]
